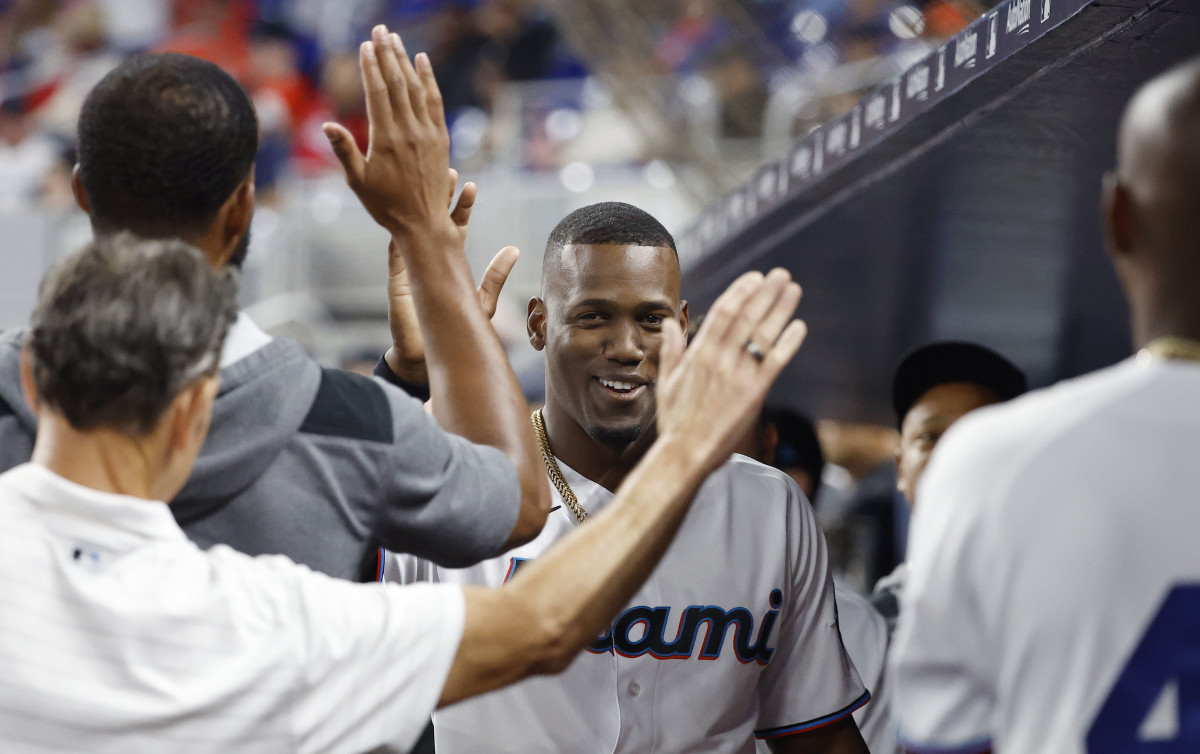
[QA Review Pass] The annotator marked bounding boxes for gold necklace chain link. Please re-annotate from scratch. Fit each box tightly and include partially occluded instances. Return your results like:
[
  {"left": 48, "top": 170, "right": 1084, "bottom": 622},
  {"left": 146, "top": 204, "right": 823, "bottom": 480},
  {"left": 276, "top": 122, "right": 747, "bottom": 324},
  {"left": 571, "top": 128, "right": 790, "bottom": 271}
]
[
  {"left": 532, "top": 409, "right": 590, "bottom": 524},
  {"left": 1142, "top": 336, "right": 1200, "bottom": 363}
]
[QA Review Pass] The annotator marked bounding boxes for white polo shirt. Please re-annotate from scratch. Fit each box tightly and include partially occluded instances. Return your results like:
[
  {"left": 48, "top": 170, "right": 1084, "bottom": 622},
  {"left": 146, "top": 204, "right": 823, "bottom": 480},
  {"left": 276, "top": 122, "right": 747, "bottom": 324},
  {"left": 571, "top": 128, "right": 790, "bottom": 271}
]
[
  {"left": 892, "top": 357, "right": 1200, "bottom": 754},
  {"left": 390, "top": 454, "right": 867, "bottom": 754},
  {"left": 0, "top": 463, "right": 465, "bottom": 754}
]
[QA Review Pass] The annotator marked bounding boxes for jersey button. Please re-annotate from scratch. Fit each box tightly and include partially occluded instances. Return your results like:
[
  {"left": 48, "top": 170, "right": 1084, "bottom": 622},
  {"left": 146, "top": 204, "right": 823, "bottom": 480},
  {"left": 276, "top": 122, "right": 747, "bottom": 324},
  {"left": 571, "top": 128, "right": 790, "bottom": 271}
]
[{"left": 628, "top": 681, "right": 641, "bottom": 697}]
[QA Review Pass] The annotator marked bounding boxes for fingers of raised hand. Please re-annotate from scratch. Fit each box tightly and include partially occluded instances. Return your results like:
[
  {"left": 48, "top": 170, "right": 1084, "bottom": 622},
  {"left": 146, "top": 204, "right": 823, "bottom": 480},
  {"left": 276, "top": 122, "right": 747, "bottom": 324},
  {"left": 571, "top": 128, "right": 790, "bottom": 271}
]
[
  {"left": 760, "top": 319, "right": 808, "bottom": 378},
  {"left": 389, "top": 31, "right": 430, "bottom": 122},
  {"left": 446, "top": 168, "right": 459, "bottom": 203},
  {"left": 415, "top": 52, "right": 447, "bottom": 131},
  {"left": 451, "top": 182, "right": 478, "bottom": 229},
  {"left": 370, "top": 27, "right": 414, "bottom": 126},
  {"left": 478, "top": 246, "right": 520, "bottom": 318},
  {"left": 689, "top": 271, "right": 764, "bottom": 359},
  {"left": 720, "top": 268, "right": 793, "bottom": 371},
  {"left": 746, "top": 277, "right": 801, "bottom": 366},
  {"left": 322, "top": 122, "right": 365, "bottom": 186},
  {"left": 359, "top": 40, "right": 394, "bottom": 136}
]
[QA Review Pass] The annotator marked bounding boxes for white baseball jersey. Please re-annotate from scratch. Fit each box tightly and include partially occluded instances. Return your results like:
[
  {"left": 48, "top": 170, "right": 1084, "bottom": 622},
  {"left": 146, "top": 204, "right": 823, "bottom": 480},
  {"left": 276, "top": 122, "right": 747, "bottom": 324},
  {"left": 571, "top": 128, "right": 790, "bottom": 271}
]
[
  {"left": 755, "top": 583, "right": 896, "bottom": 754},
  {"left": 892, "top": 356, "right": 1200, "bottom": 754},
  {"left": 388, "top": 454, "right": 868, "bottom": 753}
]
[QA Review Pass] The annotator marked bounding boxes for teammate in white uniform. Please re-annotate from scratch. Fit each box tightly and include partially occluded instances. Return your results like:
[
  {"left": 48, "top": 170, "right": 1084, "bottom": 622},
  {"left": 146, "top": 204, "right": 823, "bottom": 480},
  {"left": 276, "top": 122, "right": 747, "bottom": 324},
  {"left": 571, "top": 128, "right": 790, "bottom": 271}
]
[
  {"left": 389, "top": 202, "right": 870, "bottom": 753},
  {"left": 891, "top": 55, "right": 1200, "bottom": 754},
  {"left": 872, "top": 342, "right": 1026, "bottom": 629},
  {"left": 743, "top": 409, "right": 897, "bottom": 754}
]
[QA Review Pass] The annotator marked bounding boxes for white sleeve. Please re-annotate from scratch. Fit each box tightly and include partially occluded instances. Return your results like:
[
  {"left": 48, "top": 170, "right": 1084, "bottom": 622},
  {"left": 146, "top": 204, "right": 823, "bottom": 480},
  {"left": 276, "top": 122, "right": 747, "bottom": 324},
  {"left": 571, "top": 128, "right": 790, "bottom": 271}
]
[
  {"left": 890, "top": 421, "right": 999, "bottom": 754},
  {"left": 382, "top": 549, "right": 439, "bottom": 585},
  {"left": 755, "top": 478, "right": 869, "bottom": 741},
  {"left": 277, "top": 561, "right": 465, "bottom": 754},
  {"left": 834, "top": 586, "right": 897, "bottom": 753}
]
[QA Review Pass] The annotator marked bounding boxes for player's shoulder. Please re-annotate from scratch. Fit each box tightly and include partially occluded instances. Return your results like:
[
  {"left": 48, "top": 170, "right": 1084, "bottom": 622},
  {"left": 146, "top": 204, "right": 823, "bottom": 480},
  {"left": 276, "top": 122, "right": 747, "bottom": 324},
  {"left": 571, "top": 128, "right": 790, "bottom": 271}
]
[
  {"left": 712, "top": 453, "right": 804, "bottom": 503},
  {"left": 834, "top": 584, "right": 887, "bottom": 639},
  {"left": 932, "top": 358, "right": 1147, "bottom": 481}
]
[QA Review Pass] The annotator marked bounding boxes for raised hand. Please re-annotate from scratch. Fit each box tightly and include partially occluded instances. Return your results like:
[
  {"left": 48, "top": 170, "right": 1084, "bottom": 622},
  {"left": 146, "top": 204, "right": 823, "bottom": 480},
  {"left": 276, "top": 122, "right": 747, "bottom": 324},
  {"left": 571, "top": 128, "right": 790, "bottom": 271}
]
[
  {"left": 384, "top": 166, "right": 519, "bottom": 382},
  {"left": 322, "top": 25, "right": 454, "bottom": 245},
  {"left": 320, "top": 26, "right": 551, "bottom": 550},
  {"left": 386, "top": 244, "right": 521, "bottom": 383},
  {"left": 655, "top": 268, "right": 806, "bottom": 473}
]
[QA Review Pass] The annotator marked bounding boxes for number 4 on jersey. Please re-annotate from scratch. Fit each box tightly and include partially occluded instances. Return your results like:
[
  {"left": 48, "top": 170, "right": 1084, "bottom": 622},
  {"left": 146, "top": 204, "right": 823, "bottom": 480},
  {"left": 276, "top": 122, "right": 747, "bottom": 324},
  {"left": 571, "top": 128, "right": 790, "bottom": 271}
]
[{"left": 1088, "top": 584, "right": 1200, "bottom": 752}]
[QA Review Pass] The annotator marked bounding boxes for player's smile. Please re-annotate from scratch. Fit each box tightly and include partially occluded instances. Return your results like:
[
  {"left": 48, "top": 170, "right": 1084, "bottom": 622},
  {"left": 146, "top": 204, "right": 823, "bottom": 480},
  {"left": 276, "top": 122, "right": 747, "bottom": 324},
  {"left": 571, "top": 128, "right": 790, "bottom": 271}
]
[{"left": 593, "top": 374, "right": 649, "bottom": 403}]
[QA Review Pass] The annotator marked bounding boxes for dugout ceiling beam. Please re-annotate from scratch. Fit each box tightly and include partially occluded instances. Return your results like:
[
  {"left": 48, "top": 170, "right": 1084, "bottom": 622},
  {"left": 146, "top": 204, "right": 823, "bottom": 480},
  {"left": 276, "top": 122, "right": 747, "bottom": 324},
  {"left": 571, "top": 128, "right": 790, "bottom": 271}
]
[{"left": 679, "top": 0, "right": 1200, "bottom": 425}]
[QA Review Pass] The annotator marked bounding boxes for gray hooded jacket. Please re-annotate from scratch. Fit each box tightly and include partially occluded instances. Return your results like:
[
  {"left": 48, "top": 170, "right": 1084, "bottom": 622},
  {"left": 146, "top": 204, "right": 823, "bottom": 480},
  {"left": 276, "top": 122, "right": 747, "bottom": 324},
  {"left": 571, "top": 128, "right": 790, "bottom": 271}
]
[{"left": 0, "top": 330, "right": 520, "bottom": 580}]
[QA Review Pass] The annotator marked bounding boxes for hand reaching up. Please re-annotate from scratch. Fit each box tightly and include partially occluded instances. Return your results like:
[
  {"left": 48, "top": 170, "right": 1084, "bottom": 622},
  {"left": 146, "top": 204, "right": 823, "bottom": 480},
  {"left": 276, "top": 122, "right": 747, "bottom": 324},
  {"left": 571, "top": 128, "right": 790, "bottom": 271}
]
[
  {"left": 655, "top": 268, "right": 807, "bottom": 473},
  {"left": 386, "top": 243, "right": 521, "bottom": 383},
  {"left": 322, "top": 25, "right": 455, "bottom": 247}
]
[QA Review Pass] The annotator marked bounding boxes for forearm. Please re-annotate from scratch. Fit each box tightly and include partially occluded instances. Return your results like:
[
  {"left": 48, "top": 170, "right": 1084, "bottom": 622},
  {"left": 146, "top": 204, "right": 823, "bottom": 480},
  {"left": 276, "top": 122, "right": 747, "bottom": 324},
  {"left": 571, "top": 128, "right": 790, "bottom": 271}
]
[
  {"left": 438, "top": 433, "right": 712, "bottom": 706},
  {"left": 395, "top": 227, "right": 549, "bottom": 544}
]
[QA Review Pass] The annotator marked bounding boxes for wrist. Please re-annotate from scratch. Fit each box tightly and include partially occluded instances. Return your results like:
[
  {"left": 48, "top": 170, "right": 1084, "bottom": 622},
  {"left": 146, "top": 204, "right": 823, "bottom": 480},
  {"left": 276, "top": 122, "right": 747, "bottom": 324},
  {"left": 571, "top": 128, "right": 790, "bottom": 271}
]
[
  {"left": 389, "top": 217, "right": 460, "bottom": 258},
  {"left": 384, "top": 347, "right": 430, "bottom": 385},
  {"left": 645, "top": 430, "right": 720, "bottom": 482}
]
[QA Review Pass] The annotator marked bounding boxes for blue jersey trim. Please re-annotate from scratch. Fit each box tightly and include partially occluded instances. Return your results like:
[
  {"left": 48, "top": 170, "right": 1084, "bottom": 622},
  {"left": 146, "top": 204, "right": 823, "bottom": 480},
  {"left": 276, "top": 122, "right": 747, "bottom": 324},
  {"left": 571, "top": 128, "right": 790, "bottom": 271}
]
[
  {"left": 376, "top": 548, "right": 386, "bottom": 582},
  {"left": 754, "top": 690, "right": 871, "bottom": 739},
  {"left": 897, "top": 735, "right": 993, "bottom": 754}
]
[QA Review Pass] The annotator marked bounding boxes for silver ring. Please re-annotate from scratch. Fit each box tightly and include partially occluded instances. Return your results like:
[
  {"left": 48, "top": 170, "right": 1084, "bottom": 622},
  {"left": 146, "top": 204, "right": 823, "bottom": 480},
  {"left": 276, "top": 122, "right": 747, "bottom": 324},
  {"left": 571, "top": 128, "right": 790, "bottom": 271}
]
[{"left": 745, "top": 340, "right": 765, "bottom": 363}]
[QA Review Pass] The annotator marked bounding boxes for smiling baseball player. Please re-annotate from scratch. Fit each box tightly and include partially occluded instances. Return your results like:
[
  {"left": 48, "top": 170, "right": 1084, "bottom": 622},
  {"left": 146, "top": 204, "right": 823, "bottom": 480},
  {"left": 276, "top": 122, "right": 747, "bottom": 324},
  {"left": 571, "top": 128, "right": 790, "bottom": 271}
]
[{"left": 387, "top": 202, "right": 869, "bottom": 754}]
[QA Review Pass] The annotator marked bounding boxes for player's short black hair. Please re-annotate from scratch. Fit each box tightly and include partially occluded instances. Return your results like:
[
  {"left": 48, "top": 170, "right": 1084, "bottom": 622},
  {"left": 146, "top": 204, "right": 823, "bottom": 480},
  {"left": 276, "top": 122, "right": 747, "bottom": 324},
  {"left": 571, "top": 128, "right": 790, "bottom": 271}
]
[
  {"left": 77, "top": 53, "right": 258, "bottom": 240},
  {"left": 546, "top": 201, "right": 677, "bottom": 255},
  {"left": 764, "top": 408, "right": 825, "bottom": 504},
  {"left": 542, "top": 202, "right": 678, "bottom": 293},
  {"left": 892, "top": 341, "right": 1027, "bottom": 430}
]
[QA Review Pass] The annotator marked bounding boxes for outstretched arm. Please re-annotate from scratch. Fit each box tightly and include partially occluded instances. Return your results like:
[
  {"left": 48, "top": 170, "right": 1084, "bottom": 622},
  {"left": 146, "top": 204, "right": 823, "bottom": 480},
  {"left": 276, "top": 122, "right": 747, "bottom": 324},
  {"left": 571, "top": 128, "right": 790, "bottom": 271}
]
[
  {"left": 323, "top": 25, "right": 550, "bottom": 549},
  {"left": 439, "top": 268, "right": 808, "bottom": 705}
]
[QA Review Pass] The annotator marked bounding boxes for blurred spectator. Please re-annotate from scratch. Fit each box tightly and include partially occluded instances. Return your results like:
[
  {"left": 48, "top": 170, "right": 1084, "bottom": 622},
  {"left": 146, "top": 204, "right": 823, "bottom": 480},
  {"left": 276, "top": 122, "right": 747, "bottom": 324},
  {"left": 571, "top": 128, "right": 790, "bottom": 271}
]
[
  {"left": 0, "top": 96, "right": 57, "bottom": 210},
  {"left": 156, "top": 0, "right": 253, "bottom": 76},
  {"left": 292, "top": 50, "right": 366, "bottom": 174},
  {"left": 763, "top": 406, "right": 825, "bottom": 500},
  {"left": 32, "top": 1, "right": 124, "bottom": 140}
]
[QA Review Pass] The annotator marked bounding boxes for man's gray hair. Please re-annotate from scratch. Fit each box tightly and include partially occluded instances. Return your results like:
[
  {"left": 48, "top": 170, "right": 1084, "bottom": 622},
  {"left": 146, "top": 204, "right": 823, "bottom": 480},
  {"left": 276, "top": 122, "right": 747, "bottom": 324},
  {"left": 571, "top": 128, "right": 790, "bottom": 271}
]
[{"left": 28, "top": 233, "right": 239, "bottom": 435}]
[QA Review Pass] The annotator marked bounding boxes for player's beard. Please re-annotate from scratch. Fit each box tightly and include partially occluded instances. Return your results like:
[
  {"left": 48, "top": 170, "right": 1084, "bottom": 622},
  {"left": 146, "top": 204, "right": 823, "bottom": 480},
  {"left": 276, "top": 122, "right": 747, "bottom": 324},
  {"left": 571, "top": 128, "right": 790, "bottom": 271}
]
[{"left": 586, "top": 422, "right": 644, "bottom": 449}]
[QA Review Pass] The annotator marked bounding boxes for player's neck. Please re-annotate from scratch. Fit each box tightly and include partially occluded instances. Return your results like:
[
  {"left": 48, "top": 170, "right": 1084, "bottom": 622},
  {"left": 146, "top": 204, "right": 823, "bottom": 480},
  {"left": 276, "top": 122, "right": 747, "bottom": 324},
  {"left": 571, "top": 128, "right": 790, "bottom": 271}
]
[
  {"left": 540, "top": 403, "right": 657, "bottom": 493},
  {"left": 1132, "top": 273, "right": 1200, "bottom": 349}
]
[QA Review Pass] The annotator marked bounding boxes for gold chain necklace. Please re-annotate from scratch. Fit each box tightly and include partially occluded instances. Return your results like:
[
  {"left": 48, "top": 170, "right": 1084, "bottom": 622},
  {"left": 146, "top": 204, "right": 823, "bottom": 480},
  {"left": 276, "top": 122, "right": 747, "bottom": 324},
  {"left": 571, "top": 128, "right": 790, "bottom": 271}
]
[
  {"left": 531, "top": 409, "right": 590, "bottom": 524},
  {"left": 1141, "top": 336, "right": 1200, "bottom": 363}
]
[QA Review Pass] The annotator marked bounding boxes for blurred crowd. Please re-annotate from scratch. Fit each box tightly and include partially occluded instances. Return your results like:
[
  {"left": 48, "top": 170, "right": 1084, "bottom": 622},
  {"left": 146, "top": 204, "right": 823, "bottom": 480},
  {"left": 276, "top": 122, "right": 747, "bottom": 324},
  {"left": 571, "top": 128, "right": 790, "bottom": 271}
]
[
  {"left": 0, "top": 0, "right": 583, "bottom": 209},
  {"left": 0, "top": 0, "right": 996, "bottom": 215}
]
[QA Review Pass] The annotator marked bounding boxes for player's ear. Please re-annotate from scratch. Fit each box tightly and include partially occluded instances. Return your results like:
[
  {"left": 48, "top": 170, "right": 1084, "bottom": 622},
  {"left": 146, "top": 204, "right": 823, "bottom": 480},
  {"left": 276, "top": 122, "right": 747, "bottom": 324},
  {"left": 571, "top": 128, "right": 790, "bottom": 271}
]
[
  {"left": 18, "top": 345, "right": 41, "bottom": 414},
  {"left": 678, "top": 300, "right": 689, "bottom": 335},
  {"left": 894, "top": 445, "right": 908, "bottom": 498},
  {"left": 528, "top": 297, "right": 547, "bottom": 351},
  {"left": 1102, "top": 171, "right": 1136, "bottom": 259},
  {"left": 71, "top": 164, "right": 91, "bottom": 215}
]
